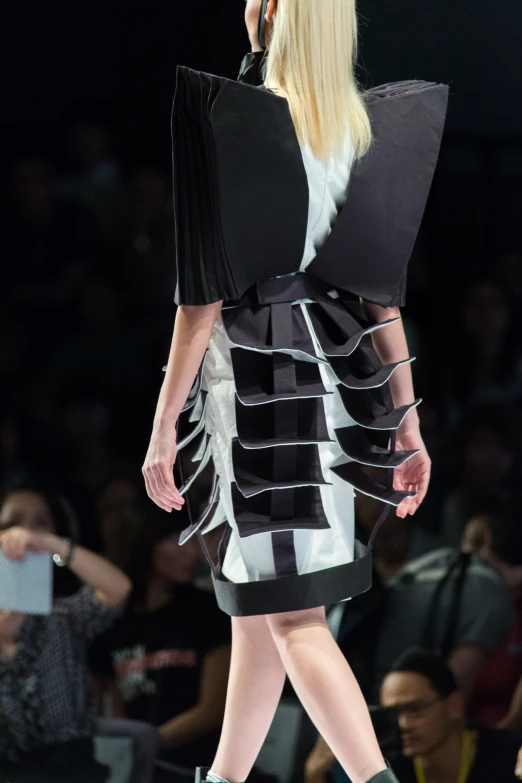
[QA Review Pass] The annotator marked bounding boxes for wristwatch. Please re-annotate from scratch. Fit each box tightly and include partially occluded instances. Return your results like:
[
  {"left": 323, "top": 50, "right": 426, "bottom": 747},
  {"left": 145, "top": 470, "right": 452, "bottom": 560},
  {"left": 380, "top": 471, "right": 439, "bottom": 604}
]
[{"left": 53, "top": 537, "right": 74, "bottom": 568}]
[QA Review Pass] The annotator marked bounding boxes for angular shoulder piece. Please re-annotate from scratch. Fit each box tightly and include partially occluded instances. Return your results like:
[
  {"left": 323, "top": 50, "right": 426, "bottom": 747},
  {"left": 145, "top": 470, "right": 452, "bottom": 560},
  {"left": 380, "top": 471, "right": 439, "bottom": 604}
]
[
  {"left": 308, "top": 81, "right": 449, "bottom": 307},
  {"left": 171, "top": 67, "right": 309, "bottom": 306}
]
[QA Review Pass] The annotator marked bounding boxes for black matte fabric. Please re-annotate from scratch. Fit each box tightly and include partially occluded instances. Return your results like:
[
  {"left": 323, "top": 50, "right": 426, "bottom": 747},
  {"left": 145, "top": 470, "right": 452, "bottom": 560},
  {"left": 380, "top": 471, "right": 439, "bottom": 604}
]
[
  {"left": 232, "top": 440, "right": 329, "bottom": 497},
  {"left": 237, "top": 51, "right": 267, "bottom": 86},
  {"left": 307, "top": 81, "right": 449, "bottom": 306},
  {"left": 171, "top": 67, "right": 448, "bottom": 308},
  {"left": 231, "top": 348, "right": 330, "bottom": 404},
  {"left": 211, "top": 540, "right": 372, "bottom": 616},
  {"left": 172, "top": 67, "right": 308, "bottom": 305},
  {"left": 336, "top": 426, "right": 418, "bottom": 468},
  {"left": 222, "top": 302, "right": 319, "bottom": 359},
  {"left": 232, "top": 483, "right": 330, "bottom": 536},
  {"left": 235, "top": 396, "right": 332, "bottom": 447}
]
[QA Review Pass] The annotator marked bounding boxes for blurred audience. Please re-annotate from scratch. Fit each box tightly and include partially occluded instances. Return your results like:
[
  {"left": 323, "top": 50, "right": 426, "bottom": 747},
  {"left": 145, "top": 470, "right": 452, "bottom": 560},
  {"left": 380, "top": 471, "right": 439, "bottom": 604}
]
[
  {"left": 1, "top": 111, "right": 521, "bottom": 783},
  {"left": 95, "top": 464, "right": 149, "bottom": 566},
  {"left": 381, "top": 649, "right": 522, "bottom": 783},
  {"left": 444, "top": 280, "right": 522, "bottom": 424},
  {"left": 59, "top": 119, "right": 127, "bottom": 246},
  {"left": 0, "top": 472, "right": 82, "bottom": 597},
  {"left": 460, "top": 499, "right": 522, "bottom": 731},
  {"left": 90, "top": 507, "right": 231, "bottom": 781},
  {"left": 438, "top": 404, "right": 521, "bottom": 547},
  {"left": 0, "top": 524, "right": 131, "bottom": 782},
  {"left": 2, "top": 155, "right": 98, "bottom": 347}
]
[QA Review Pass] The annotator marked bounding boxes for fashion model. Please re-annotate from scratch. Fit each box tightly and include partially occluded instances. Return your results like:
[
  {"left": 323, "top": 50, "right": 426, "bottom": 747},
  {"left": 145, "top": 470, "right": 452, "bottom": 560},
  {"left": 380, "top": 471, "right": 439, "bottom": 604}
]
[{"left": 143, "top": 1, "right": 448, "bottom": 782}]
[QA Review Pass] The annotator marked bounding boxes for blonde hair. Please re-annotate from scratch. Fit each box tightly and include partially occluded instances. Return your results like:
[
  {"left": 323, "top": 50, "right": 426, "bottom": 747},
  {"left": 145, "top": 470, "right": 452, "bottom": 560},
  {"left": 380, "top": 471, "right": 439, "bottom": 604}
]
[{"left": 265, "top": 0, "right": 372, "bottom": 161}]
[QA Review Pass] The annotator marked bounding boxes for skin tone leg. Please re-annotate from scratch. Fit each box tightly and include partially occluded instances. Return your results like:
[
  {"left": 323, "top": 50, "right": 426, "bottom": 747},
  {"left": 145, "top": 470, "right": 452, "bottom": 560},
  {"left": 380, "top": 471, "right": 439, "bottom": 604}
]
[
  {"left": 211, "top": 614, "right": 287, "bottom": 783},
  {"left": 266, "top": 607, "right": 387, "bottom": 783}
]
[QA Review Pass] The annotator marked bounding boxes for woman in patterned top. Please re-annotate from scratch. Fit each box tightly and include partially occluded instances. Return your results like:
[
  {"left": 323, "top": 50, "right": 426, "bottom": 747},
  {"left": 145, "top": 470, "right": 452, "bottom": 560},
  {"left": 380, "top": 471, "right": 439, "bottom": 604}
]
[{"left": 0, "top": 520, "right": 131, "bottom": 782}]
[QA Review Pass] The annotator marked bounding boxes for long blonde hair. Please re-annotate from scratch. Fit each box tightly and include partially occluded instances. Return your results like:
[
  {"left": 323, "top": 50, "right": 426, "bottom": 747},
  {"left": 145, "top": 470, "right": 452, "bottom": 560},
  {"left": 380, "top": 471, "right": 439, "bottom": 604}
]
[{"left": 264, "top": 0, "right": 372, "bottom": 161}]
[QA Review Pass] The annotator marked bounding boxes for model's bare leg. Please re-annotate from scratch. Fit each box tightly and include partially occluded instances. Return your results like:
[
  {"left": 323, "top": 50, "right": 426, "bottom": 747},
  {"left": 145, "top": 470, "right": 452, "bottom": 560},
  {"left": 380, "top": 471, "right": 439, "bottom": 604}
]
[
  {"left": 266, "top": 606, "right": 386, "bottom": 783},
  {"left": 210, "top": 614, "right": 287, "bottom": 783}
]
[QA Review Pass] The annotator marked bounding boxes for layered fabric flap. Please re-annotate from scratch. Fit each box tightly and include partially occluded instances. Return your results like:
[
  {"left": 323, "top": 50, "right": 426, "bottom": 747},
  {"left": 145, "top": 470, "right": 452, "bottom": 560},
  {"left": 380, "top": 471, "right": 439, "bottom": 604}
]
[
  {"left": 335, "top": 426, "right": 419, "bottom": 468},
  {"left": 222, "top": 303, "right": 325, "bottom": 363},
  {"left": 231, "top": 349, "right": 331, "bottom": 405},
  {"left": 179, "top": 441, "right": 213, "bottom": 496},
  {"left": 337, "top": 384, "right": 422, "bottom": 430},
  {"left": 179, "top": 354, "right": 207, "bottom": 413},
  {"left": 331, "top": 461, "right": 415, "bottom": 507},
  {"left": 306, "top": 298, "right": 399, "bottom": 357},
  {"left": 232, "top": 439, "right": 330, "bottom": 498},
  {"left": 231, "top": 484, "right": 330, "bottom": 538},
  {"left": 178, "top": 470, "right": 221, "bottom": 545},
  {"left": 177, "top": 393, "right": 208, "bottom": 452},
  {"left": 236, "top": 397, "right": 333, "bottom": 448},
  {"left": 329, "top": 355, "right": 414, "bottom": 390}
]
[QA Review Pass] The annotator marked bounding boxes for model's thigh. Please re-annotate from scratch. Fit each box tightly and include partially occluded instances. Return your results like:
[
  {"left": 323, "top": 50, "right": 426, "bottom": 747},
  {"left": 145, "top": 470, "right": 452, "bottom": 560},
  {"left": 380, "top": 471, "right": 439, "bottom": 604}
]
[{"left": 265, "top": 606, "right": 327, "bottom": 638}]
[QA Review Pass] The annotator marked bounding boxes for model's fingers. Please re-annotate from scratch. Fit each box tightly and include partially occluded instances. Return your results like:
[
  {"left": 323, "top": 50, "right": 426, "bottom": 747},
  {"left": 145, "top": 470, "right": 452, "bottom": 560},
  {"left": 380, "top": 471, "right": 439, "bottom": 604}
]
[
  {"left": 151, "top": 464, "right": 182, "bottom": 508},
  {"left": 159, "top": 465, "right": 184, "bottom": 505},
  {"left": 396, "top": 497, "right": 411, "bottom": 518},
  {"left": 410, "top": 465, "right": 431, "bottom": 513},
  {"left": 143, "top": 468, "right": 173, "bottom": 513},
  {"left": 148, "top": 469, "right": 175, "bottom": 510}
]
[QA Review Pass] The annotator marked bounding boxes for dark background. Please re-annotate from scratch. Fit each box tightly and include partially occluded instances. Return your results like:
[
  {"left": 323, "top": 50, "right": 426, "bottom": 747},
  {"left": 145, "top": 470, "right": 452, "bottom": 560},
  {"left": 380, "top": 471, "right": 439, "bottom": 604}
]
[
  {"left": 0, "top": 0, "right": 521, "bottom": 539},
  {"left": 1, "top": 3, "right": 522, "bottom": 779}
]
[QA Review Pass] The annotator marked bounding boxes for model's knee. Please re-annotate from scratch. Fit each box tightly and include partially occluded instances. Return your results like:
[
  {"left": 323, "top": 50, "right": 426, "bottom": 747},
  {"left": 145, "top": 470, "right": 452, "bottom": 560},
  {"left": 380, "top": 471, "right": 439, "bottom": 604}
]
[{"left": 266, "top": 606, "right": 327, "bottom": 637}]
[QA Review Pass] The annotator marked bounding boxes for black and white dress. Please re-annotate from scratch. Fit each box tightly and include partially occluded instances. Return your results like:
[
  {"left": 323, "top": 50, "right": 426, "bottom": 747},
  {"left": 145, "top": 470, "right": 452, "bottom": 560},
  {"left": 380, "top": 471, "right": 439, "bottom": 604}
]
[{"left": 168, "top": 65, "right": 449, "bottom": 617}]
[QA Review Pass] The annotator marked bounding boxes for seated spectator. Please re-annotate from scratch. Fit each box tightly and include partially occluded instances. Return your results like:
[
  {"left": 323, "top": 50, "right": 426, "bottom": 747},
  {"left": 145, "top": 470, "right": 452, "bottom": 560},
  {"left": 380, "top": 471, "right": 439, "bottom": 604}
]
[
  {"left": 439, "top": 404, "right": 520, "bottom": 548},
  {"left": 443, "top": 280, "right": 522, "bottom": 426},
  {"left": 90, "top": 506, "right": 231, "bottom": 781},
  {"left": 331, "top": 501, "right": 514, "bottom": 702},
  {"left": 304, "top": 524, "right": 515, "bottom": 783},
  {"left": 370, "top": 545, "right": 514, "bottom": 700},
  {"left": 0, "top": 524, "right": 131, "bottom": 782},
  {"left": 381, "top": 648, "right": 522, "bottom": 783},
  {"left": 461, "top": 500, "right": 522, "bottom": 730},
  {"left": 95, "top": 464, "right": 148, "bottom": 567},
  {"left": 0, "top": 472, "right": 83, "bottom": 597}
]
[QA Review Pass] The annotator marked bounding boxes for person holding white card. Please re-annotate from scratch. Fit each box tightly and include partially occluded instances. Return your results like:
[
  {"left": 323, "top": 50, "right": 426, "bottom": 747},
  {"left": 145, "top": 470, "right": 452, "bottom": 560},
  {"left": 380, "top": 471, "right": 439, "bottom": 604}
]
[{"left": 0, "top": 525, "right": 131, "bottom": 782}]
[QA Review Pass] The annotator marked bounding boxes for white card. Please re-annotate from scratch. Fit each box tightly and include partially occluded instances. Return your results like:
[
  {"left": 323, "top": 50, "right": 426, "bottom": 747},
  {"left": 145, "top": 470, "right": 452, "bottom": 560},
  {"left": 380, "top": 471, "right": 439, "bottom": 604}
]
[{"left": 0, "top": 550, "right": 53, "bottom": 614}]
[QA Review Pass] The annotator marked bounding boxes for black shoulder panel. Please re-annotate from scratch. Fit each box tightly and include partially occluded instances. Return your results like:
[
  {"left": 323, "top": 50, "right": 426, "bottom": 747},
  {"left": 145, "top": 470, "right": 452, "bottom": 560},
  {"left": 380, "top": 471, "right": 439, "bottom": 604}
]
[{"left": 308, "top": 81, "right": 449, "bottom": 307}]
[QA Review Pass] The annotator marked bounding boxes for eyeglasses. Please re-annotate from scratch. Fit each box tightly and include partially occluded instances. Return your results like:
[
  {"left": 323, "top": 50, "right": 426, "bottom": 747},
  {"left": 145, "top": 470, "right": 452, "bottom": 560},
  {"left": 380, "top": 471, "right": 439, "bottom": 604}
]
[{"left": 383, "top": 697, "right": 442, "bottom": 720}]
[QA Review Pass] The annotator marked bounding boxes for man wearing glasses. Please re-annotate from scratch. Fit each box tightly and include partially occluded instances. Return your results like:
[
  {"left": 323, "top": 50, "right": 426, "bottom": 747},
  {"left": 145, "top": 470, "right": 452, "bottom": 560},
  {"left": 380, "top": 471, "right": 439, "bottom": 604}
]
[{"left": 380, "top": 648, "right": 521, "bottom": 783}]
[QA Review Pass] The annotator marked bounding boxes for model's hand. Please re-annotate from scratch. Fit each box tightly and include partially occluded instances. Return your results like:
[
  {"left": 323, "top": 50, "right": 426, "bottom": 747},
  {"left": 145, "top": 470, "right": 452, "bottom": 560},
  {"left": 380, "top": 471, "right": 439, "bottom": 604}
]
[
  {"left": 0, "top": 527, "right": 61, "bottom": 561},
  {"left": 143, "top": 419, "right": 185, "bottom": 513},
  {"left": 394, "top": 428, "right": 431, "bottom": 518},
  {"left": 245, "top": 0, "right": 263, "bottom": 52}
]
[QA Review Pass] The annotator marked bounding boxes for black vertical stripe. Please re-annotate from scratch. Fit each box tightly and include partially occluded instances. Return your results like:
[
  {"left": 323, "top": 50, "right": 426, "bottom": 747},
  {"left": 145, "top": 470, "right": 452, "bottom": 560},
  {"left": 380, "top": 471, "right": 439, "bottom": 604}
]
[{"left": 272, "top": 530, "right": 298, "bottom": 578}]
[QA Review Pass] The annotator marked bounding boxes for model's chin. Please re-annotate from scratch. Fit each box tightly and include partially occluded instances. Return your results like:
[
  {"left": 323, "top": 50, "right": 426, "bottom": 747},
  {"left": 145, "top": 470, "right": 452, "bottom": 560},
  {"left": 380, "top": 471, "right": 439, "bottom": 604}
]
[{"left": 401, "top": 738, "right": 422, "bottom": 757}]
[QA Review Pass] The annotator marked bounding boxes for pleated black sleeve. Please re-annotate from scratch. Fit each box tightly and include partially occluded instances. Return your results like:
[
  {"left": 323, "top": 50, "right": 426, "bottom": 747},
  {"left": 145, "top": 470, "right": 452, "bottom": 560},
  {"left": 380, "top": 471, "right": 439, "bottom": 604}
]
[{"left": 171, "top": 67, "right": 309, "bottom": 306}]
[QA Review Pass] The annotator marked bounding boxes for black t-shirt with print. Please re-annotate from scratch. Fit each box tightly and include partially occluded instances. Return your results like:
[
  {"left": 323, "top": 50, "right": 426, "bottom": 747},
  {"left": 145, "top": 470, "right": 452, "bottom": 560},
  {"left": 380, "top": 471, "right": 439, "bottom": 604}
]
[
  {"left": 90, "top": 584, "right": 231, "bottom": 767},
  {"left": 388, "top": 728, "right": 522, "bottom": 783}
]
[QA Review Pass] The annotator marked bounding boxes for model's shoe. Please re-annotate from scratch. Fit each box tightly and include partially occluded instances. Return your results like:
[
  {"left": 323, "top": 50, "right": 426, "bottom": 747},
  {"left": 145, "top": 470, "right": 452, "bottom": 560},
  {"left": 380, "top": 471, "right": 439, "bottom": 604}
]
[
  {"left": 195, "top": 768, "right": 212, "bottom": 783},
  {"left": 366, "top": 767, "right": 400, "bottom": 783}
]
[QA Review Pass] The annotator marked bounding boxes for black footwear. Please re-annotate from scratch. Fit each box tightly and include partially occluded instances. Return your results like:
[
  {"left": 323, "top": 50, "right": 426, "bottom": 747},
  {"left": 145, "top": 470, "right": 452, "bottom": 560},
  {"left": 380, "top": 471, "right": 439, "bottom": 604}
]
[
  {"left": 195, "top": 769, "right": 212, "bottom": 783},
  {"left": 366, "top": 767, "right": 400, "bottom": 783}
]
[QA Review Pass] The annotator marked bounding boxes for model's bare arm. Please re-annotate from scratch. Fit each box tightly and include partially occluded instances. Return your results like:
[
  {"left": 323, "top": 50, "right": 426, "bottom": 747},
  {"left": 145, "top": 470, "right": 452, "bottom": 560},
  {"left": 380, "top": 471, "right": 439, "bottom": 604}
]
[{"left": 143, "top": 302, "right": 223, "bottom": 512}]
